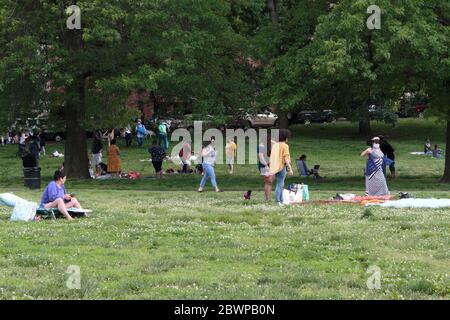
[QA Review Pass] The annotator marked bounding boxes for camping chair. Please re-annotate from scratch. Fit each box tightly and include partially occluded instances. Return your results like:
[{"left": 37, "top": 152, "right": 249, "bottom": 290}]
[
  {"left": 36, "top": 207, "right": 58, "bottom": 220},
  {"left": 36, "top": 207, "right": 89, "bottom": 220}
]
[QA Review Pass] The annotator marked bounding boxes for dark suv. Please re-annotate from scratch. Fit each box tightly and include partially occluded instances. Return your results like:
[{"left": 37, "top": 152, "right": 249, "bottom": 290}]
[{"left": 290, "top": 109, "right": 336, "bottom": 124}]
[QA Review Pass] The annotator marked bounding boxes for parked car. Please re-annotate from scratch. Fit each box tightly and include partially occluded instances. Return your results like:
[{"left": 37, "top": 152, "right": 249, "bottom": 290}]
[
  {"left": 290, "top": 109, "right": 336, "bottom": 124},
  {"left": 246, "top": 108, "right": 279, "bottom": 128},
  {"left": 37, "top": 119, "right": 67, "bottom": 142},
  {"left": 9, "top": 117, "right": 97, "bottom": 142},
  {"left": 9, "top": 117, "right": 66, "bottom": 142}
]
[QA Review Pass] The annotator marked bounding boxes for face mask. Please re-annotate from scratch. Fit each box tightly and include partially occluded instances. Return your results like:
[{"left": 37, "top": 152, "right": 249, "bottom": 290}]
[{"left": 373, "top": 143, "right": 380, "bottom": 149}]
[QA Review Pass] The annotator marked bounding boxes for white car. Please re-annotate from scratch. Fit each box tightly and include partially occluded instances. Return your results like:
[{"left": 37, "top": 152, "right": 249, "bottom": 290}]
[{"left": 246, "top": 109, "right": 278, "bottom": 128}]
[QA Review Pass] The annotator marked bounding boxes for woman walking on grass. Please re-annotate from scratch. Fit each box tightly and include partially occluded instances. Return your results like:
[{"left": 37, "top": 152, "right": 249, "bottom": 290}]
[
  {"left": 198, "top": 141, "right": 220, "bottom": 193},
  {"left": 269, "top": 129, "right": 294, "bottom": 206},
  {"left": 361, "top": 137, "right": 390, "bottom": 196}
]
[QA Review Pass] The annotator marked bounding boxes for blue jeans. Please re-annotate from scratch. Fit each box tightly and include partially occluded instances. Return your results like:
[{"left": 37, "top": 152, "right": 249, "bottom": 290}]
[
  {"left": 137, "top": 136, "right": 144, "bottom": 147},
  {"left": 159, "top": 133, "right": 169, "bottom": 151},
  {"left": 275, "top": 167, "right": 287, "bottom": 203},
  {"left": 200, "top": 163, "right": 217, "bottom": 189}
]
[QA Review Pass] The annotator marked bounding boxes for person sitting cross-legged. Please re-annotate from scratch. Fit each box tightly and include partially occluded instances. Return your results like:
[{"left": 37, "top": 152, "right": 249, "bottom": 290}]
[
  {"left": 40, "top": 170, "right": 84, "bottom": 221},
  {"left": 296, "top": 155, "right": 322, "bottom": 179},
  {"left": 432, "top": 145, "right": 444, "bottom": 159}
]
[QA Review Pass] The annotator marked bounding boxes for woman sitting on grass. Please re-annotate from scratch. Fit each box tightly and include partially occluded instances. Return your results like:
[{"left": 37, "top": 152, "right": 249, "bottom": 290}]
[{"left": 41, "top": 170, "right": 84, "bottom": 221}]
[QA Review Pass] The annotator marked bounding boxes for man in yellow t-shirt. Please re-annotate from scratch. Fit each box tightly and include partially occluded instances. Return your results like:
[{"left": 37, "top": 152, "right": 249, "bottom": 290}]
[
  {"left": 226, "top": 138, "right": 237, "bottom": 174},
  {"left": 269, "top": 130, "right": 293, "bottom": 205}
]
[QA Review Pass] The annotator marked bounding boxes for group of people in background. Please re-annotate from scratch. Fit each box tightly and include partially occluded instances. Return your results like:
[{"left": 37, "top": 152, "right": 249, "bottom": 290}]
[
  {"left": 87, "top": 125, "right": 311, "bottom": 205},
  {"left": 256, "top": 129, "right": 294, "bottom": 205},
  {"left": 11, "top": 114, "right": 447, "bottom": 209},
  {"left": 0, "top": 131, "right": 21, "bottom": 145},
  {"left": 424, "top": 138, "right": 444, "bottom": 159},
  {"left": 90, "top": 118, "right": 172, "bottom": 179}
]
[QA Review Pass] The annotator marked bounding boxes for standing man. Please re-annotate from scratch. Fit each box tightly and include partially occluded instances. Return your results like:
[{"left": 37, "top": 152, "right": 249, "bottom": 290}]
[
  {"left": 22, "top": 136, "right": 40, "bottom": 168},
  {"left": 136, "top": 119, "right": 147, "bottom": 148},
  {"left": 92, "top": 130, "right": 104, "bottom": 176},
  {"left": 379, "top": 135, "right": 396, "bottom": 178},
  {"left": 158, "top": 121, "right": 169, "bottom": 151}
]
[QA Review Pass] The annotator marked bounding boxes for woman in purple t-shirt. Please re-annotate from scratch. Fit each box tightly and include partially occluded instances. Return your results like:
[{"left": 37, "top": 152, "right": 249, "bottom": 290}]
[{"left": 41, "top": 171, "right": 83, "bottom": 220}]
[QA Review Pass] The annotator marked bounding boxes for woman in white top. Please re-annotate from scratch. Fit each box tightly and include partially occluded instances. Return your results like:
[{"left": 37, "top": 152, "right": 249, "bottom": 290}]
[{"left": 198, "top": 141, "right": 220, "bottom": 192}]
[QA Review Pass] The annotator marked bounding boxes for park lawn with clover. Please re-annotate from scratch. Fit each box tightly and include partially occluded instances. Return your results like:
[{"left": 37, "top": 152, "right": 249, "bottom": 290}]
[
  {"left": 0, "top": 189, "right": 448, "bottom": 300},
  {"left": 0, "top": 118, "right": 448, "bottom": 299}
]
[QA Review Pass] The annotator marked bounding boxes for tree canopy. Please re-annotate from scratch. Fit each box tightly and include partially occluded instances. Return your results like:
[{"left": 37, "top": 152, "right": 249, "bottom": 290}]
[{"left": 0, "top": 0, "right": 448, "bottom": 180}]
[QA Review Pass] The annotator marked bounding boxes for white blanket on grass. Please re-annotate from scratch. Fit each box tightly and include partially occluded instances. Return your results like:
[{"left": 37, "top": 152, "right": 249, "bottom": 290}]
[{"left": 366, "top": 198, "right": 450, "bottom": 209}]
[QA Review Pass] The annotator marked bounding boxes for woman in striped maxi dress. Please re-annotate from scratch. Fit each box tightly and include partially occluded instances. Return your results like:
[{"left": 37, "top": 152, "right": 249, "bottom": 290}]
[{"left": 361, "top": 137, "right": 390, "bottom": 196}]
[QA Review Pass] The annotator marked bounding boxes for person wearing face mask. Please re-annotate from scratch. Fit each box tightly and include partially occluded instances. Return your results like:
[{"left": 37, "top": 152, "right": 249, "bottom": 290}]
[
  {"left": 361, "top": 137, "right": 390, "bottom": 196},
  {"left": 198, "top": 140, "right": 220, "bottom": 193}
]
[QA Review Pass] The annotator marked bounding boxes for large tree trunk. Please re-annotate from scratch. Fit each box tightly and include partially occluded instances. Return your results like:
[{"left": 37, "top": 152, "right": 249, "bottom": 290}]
[
  {"left": 358, "top": 104, "right": 372, "bottom": 137},
  {"left": 267, "top": 0, "right": 279, "bottom": 23},
  {"left": 442, "top": 120, "right": 450, "bottom": 183},
  {"left": 61, "top": 19, "right": 90, "bottom": 179},
  {"left": 278, "top": 113, "right": 289, "bottom": 129},
  {"left": 64, "top": 76, "right": 90, "bottom": 179},
  {"left": 358, "top": 118, "right": 372, "bottom": 137},
  {"left": 267, "top": 0, "right": 287, "bottom": 129}
]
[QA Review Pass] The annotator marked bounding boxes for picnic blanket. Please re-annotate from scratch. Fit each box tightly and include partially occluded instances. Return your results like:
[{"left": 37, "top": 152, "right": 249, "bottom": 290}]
[
  {"left": 332, "top": 194, "right": 393, "bottom": 202},
  {"left": 308, "top": 194, "right": 395, "bottom": 206},
  {"left": 366, "top": 198, "right": 450, "bottom": 209}
]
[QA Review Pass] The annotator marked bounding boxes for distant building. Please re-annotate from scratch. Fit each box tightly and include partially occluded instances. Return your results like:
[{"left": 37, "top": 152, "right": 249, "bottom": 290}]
[{"left": 126, "top": 90, "right": 155, "bottom": 120}]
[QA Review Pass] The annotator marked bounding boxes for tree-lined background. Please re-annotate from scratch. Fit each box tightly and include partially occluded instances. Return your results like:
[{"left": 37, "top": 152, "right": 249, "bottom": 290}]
[{"left": 0, "top": 0, "right": 448, "bottom": 180}]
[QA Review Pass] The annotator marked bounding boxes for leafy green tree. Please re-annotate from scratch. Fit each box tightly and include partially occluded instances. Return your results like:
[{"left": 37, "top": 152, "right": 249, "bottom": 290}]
[
  {"left": 252, "top": 0, "right": 449, "bottom": 181},
  {"left": 0, "top": 0, "right": 252, "bottom": 178}
]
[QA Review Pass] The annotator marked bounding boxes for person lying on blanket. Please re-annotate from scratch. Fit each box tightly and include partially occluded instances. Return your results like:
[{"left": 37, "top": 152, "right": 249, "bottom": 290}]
[{"left": 40, "top": 170, "right": 84, "bottom": 221}]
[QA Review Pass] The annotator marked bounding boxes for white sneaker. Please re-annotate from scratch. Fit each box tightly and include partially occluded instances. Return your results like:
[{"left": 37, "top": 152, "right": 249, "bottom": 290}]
[{"left": 278, "top": 202, "right": 285, "bottom": 207}]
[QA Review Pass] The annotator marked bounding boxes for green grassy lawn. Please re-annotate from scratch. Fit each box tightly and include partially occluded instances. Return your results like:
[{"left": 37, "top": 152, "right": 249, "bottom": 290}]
[{"left": 0, "top": 118, "right": 449, "bottom": 299}]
